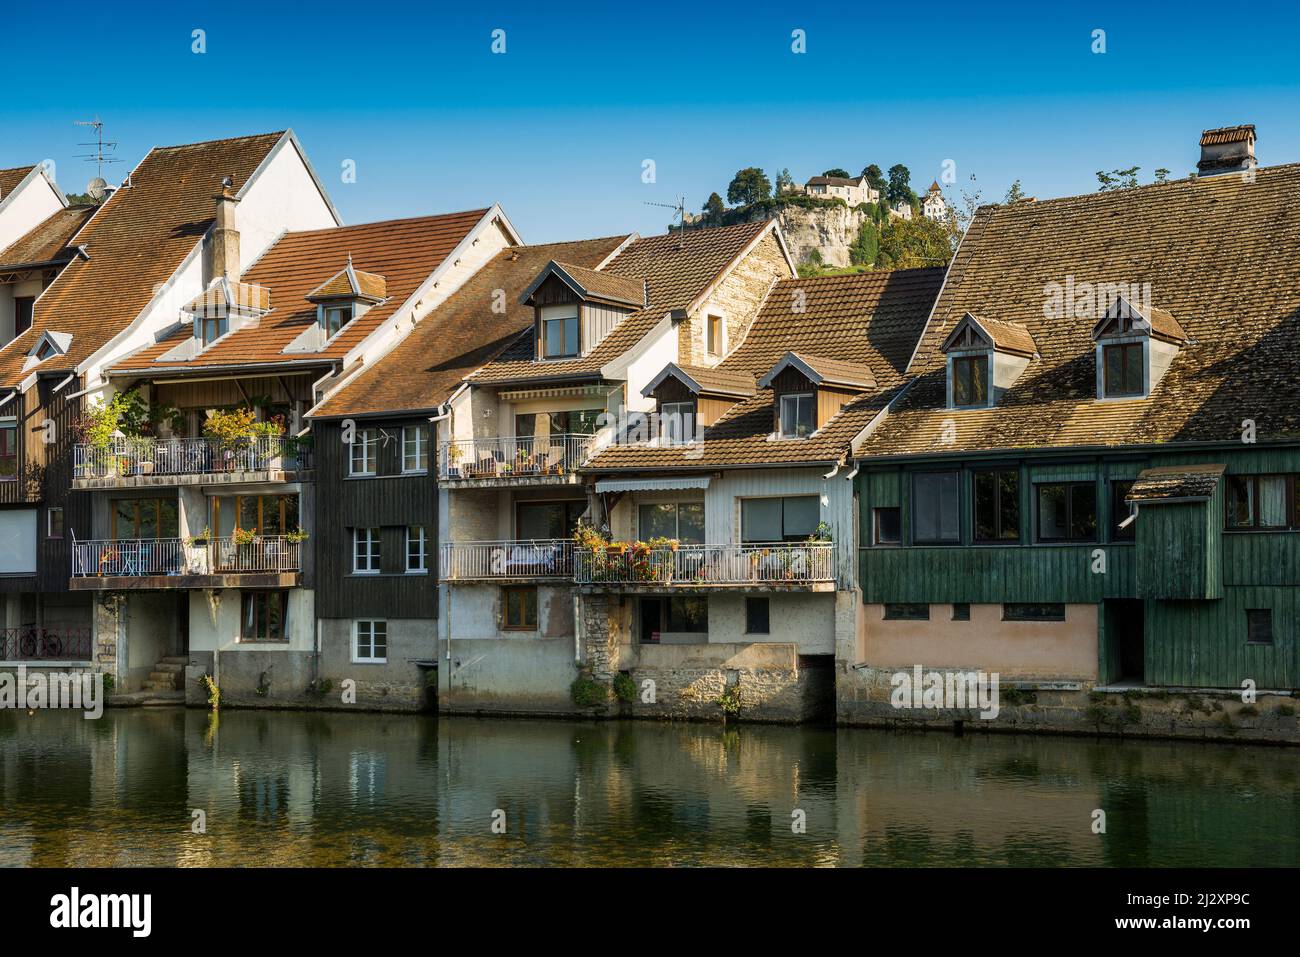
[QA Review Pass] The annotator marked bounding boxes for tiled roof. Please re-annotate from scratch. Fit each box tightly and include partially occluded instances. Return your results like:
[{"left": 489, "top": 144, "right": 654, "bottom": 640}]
[
  {"left": 110, "top": 209, "right": 488, "bottom": 373},
  {"left": 183, "top": 279, "right": 271, "bottom": 314},
  {"left": 0, "top": 133, "right": 286, "bottom": 386},
  {"left": 807, "top": 176, "right": 864, "bottom": 187},
  {"left": 759, "top": 352, "right": 876, "bottom": 389},
  {"left": 470, "top": 220, "right": 773, "bottom": 385},
  {"left": 0, "top": 206, "right": 95, "bottom": 268},
  {"left": 584, "top": 267, "right": 944, "bottom": 470},
  {"left": 310, "top": 235, "right": 632, "bottom": 418},
  {"left": 530, "top": 260, "right": 645, "bottom": 307},
  {"left": 864, "top": 164, "right": 1300, "bottom": 457},
  {"left": 0, "top": 165, "right": 37, "bottom": 199},
  {"left": 307, "top": 264, "right": 387, "bottom": 302},
  {"left": 645, "top": 363, "right": 756, "bottom": 398},
  {"left": 1200, "top": 125, "right": 1254, "bottom": 146},
  {"left": 958, "top": 314, "right": 1038, "bottom": 356},
  {"left": 1126, "top": 464, "right": 1225, "bottom": 503}
]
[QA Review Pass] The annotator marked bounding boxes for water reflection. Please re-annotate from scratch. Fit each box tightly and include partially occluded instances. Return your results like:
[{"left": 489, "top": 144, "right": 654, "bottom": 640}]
[{"left": 0, "top": 709, "right": 1296, "bottom": 867}]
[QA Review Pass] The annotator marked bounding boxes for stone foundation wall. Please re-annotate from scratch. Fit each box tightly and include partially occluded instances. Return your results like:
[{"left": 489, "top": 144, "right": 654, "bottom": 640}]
[{"left": 837, "top": 665, "right": 1300, "bottom": 744}]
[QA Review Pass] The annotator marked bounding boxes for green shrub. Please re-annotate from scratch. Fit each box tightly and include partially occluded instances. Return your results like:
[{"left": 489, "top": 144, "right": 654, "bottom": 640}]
[
  {"left": 570, "top": 676, "right": 609, "bottom": 708},
  {"left": 613, "top": 672, "right": 636, "bottom": 704}
]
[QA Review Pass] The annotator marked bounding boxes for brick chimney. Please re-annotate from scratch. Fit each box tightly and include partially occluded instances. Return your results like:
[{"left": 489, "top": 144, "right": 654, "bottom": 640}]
[
  {"left": 1197, "top": 125, "right": 1256, "bottom": 177},
  {"left": 209, "top": 175, "right": 241, "bottom": 283}
]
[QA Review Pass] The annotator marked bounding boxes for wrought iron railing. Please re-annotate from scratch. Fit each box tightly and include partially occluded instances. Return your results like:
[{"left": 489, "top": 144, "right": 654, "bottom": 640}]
[
  {"left": 0, "top": 627, "right": 93, "bottom": 661},
  {"left": 73, "top": 436, "right": 309, "bottom": 480},
  {"left": 71, "top": 536, "right": 301, "bottom": 578},
  {"left": 439, "top": 434, "right": 593, "bottom": 480},
  {"left": 575, "top": 542, "right": 834, "bottom": 585},
  {"left": 211, "top": 536, "right": 301, "bottom": 573},
  {"left": 440, "top": 540, "right": 573, "bottom": 580}
]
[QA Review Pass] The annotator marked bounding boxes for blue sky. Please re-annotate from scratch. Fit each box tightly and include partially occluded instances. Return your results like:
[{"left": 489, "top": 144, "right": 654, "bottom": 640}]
[{"left": 5, "top": 0, "right": 1299, "bottom": 242}]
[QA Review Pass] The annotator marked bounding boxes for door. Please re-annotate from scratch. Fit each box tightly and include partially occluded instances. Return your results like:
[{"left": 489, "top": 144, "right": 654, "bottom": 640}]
[
  {"left": 1107, "top": 599, "right": 1144, "bottom": 684},
  {"left": 639, "top": 598, "right": 662, "bottom": 644}
]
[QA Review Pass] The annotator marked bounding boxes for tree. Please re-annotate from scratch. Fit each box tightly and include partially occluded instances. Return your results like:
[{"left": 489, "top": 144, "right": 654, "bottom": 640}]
[
  {"left": 861, "top": 164, "right": 886, "bottom": 194},
  {"left": 1096, "top": 166, "right": 1141, "bottom": 191},
  {"left": 886, "top": 164, "right": 914, "bottom": 206},
  {"left": 877, "top": 215, "right": 953, "bottom": 269},
  {"left": 849, "top": 221, "right": 879, "bottom": 267},
  {"left": 702, "top": 192, "right": 726, "bottom": 225},
  {"left": 774, "top": 168, "right": 795, "bottom": 195},
  {"left": 727, "top": 167, "right": 772, "bottom": 207},
  {"left": 1154, "top": 168, "right": 1171, "bottom": 184},
  {"left": 1004, "top": 179, "right": 1025, "bottom": 204},
  {"left": 822, "top": 168, "right": 850, "bottom": 179}
]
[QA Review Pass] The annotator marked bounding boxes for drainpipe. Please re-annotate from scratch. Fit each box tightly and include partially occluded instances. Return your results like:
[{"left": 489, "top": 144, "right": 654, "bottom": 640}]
[
  {"left": 844, "top": 462, "right": 860, "bottom": 482},
  {"left": 823, "top": 462, "right": 841, "bottom": 480}
]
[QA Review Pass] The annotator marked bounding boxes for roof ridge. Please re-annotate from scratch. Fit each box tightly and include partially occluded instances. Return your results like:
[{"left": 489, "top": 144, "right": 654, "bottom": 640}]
[
  {"left": 282, "top": 208, "right": 490, "bottom": 239},
  {"left": 153, "top": 130, "right": 287, "bottom": 152}
]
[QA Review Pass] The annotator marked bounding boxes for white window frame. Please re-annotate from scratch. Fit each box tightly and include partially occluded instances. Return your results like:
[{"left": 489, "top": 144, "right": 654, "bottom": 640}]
[
  {"left": 321, "top": 303, "right": 354, "bottom": 339},
  {"left": 406, "top": 525, "right": 427, "bottom": 574},
  {"left": 659, "top": 401, "right": 697, "bottom": 445},
  {"left": 778, "top": 392, "right": 815, "bottom": 439},
  {"left": 353, "top": 527, "right": 380, "bottom": 574},
  {"left": 349, "top": 428, "right": 378, "bottom": 476},
  {"left": 402, "top": 425, "right": 428, "bottom": 474},
  {"left": 352, "top": 619, "right": 388, "bottom": 664}
]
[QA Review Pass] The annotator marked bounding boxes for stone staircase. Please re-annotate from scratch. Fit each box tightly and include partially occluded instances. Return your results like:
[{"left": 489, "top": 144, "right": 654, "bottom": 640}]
[{"left": 141, "top": 656, "right": 188, "bottom": 693}]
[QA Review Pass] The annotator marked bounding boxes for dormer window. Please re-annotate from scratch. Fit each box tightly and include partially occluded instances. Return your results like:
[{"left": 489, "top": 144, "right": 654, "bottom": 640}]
[
  {"left": 951, "top": 354, "right": 989, "bottom": 407},
  {"left": 941, "top": 314, "right": 1036, "bottom": 410},
  {"left": 1102, "top": 342, "right": 1144, "bottom": 397},
  {"left": 322, "top": 303, "right": 353, "bottom": 339},
  {"left": 1091, "top": 297, "right": 1190, "bottom": 401},
  {"left": 541, "top": 305, "right": 579, "bottom": 359},
  {"left": 305, "top": 259, "right": 386, "bottom": 347},
  {"left": 660, "top": 401, "right": 696, "bottom": 444},
  {"left": 779, "top": 392, "right": 814, "bottom": 438},
  {"left": 200, "top": 315, "right": 227, "bottom": 346},
  {"left": 23, "top": 330, "right": 73, "bottom": 370}
]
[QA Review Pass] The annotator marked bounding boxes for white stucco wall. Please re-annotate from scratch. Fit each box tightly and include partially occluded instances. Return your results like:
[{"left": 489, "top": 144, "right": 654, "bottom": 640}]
[
  {"left": 187, "top": 587, "right": 315, "bottom": 654},
  {"left": 0, "top": 170, "right": 64, "bottom": 261}
]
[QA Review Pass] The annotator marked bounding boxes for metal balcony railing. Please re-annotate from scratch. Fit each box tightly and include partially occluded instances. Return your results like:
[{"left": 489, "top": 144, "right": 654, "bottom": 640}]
[
  {"left": 71, "top": 536, "right": 301, "bottom": 578},
  {"left": 73, "top": 436, "right": 309, "bottom": 480},
  {"left": 440, "top": 540, "right": 573, "bottom": 580},
  {"left": 438, "top": 434, "right": 593, "bottom": 480},
  {"left": 0, "top": 627, "right": 93, "bottom": 661},
  {"left": 574, "top": 542, "right": 835, "bottom": 586}
]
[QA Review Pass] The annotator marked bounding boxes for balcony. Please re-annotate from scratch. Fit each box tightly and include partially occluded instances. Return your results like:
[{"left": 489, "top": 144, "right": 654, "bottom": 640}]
[
  {"left": 440, "top": 540, "right": 574, "bottom": 581},
  {"left": 70, "top": 535, "right": 302, "bottom": 590},
  {"left": 1, "top": 627, "right": 94, "bottom": 662},
  {"left": 439, "top": 434, "right": 592, "bottom": 485},
  {"left": 72, "top": 437, "right": 312, "bottom": 490},
  {"left": 575, "top": 542, "right": 835, "bottom": 591}
]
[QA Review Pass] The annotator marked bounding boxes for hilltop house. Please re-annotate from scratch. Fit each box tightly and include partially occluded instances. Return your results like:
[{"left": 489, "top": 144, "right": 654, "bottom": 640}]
[
  {"left": 799, "top": 174, "right": 879, "bottom": 207},
  {"left": 921, "top": 181, "right": 948, "bottom": 221}
]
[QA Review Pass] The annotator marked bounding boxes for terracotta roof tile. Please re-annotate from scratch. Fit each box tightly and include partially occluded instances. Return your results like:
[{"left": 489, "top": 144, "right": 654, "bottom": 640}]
[
  {"left": 1126, "top": 463, "right": 1225, "bottom": 502},
  {"left": 0, "top": 165, "right": 37, "bottom": 199},
  {"left": 536, "top": 261, "right": 645, "bottom": 307},
  {"left": 647, "top": 363, "right": 756, "bottom": 398},
  {"left": 0, "top": 206, "right": 95, "bottom": 268}
]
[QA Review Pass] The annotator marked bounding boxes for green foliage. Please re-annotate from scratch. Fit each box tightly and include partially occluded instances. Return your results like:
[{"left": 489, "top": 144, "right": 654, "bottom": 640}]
[
  {"left": 613, "top": 672, "right": 636, "bottom": 704},
  {"left": 861, "top": 164, "right": 886, "bottom": 193},
  {"left": 717, "top": 685, "right": 742, "bottom": 716},
  {"left": 76, "top": 388, "right": 150, "bottom": 447},
  {"left": 802, "top": 247, "right": 824, "bottom": 268},
  {"left": 570, "top": 675, "right": 610, "bottom": 708},
  {"left": 1004, "top": 179, "right": 1025, "bottom": 204},
  {"left": 876, "top": 215, "right": 953, "bottom": 269},
  {"left": 726, "top": 167, "right": 772, "bottom": 207},
  {"left": 101, "top": 673, "right": 115, "bottom": 694},
  {"left": 701, "top": 191, "right": 726, "bottom": 225},
  {"left": 774, "top": 168, "right": 795, "bottom": 195},
  {"left": 200, "top": 674, "right": 221, "bottom": 712},
  {"left": 886, "top": 163, "right": 915, "bottom": 205},
  {"left": 1153, "top": 168, "right": 1171, "bottom": 183},
  {"left": 1096, "top": 166, "right": 1141, "bottom": 191},
  {"left": 202, "top": 407, "right": 257, "bottom": 446},
  {"left": 821, "top": 167, "right": 850, "bottom": 179},
  {"left": 849, "top": 220, "right": 879, "bottom": 267}
]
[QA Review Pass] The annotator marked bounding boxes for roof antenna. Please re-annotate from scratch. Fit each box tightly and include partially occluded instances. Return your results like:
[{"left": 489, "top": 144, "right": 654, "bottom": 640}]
[
  {"left": 645, "top": 195, "right": 687, "bottom": 250},
  {"left": 74, "top": 116, "right": 121, "bottom": 197}
]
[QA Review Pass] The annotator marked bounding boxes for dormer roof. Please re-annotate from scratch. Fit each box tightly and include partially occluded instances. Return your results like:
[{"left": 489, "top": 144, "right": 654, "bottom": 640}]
[
  {"left": 641, "top": 362, "right": 757, "bottom": 399},
  {"left": 941, "top": 312, "right": 1038, "bottom": 358},
  {"left": 1126, "top": 463, "right": 1226, "bottom": 504},
  {"left": 183, "top": 277, "right": 272, "bottom": 315},
  {"left": 520, "top": 259, "right": 646, "bottom": 309},
  {"left": 1091, "top": 296, "right": 1189, "bottom": 344},
  {"left": 756, "top": 351, "right": 876, "bottom": 391},
  {"left": 307, "top": 259, "right": 387, "bottom": 303},
  {"left": 25, "top": 329, "right": 73, "bottom": 368}
]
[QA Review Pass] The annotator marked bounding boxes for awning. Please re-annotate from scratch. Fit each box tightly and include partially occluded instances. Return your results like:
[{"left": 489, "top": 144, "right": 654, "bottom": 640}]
[
  {"left": 595, "top": 476, "right": 711, "bottom": 493},
  {"left": 1126, "top": 463, "right": 1226, "bottom": 504}
]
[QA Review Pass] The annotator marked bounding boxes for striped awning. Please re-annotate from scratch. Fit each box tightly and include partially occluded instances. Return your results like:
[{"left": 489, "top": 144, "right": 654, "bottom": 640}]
[{"left": 594, "top": 476, "right": 711, "bottom": 493}]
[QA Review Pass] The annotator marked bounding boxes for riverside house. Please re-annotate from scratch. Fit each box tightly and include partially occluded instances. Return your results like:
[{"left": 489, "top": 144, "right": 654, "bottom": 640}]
[{"left": 843, "top": 126, "right": 1300, "bottom": 732}]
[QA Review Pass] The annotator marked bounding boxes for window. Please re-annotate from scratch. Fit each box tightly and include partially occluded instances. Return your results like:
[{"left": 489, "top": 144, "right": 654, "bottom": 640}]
[
  {"left": 0, "top": 420, "right": 16, "bottom": 480},
  {"left": 14, "top": 297, "right": 34, "bottom": 336},
  {"left": 659, "top": 401, "right": 696, "bottom": 444},
  {"left": 402, "top": 425, "right": 428, "bottom": 473},
  {"left": 951, "top": 602, "right": 971, "bottom": 621},
  {"left": 406, "top": 526, "right": 427, "bottom": 573},
  {"left": 46, "top": 507, "right": 63, "bottom": 539},
  {"left": 639, "top": 502, "right": 705, "bottom": 543},
  {"left": 1246, "top": 608, "right": 1273, "bottom": 646},
  {"left": 541, "top": 305, "right": 579, "bottom": 359},
  {"left": 323, "top": 303, "right": 353, "bottom": 338},
  {"left": 666, "top": 596, "right": 707, "bottom": 632},
  {"left": 740, "top": 495, "right": 818, "bottom": 543},
  {"left": 1036, "top": 482, "right": 1097, "bottom": 542},
  {"left": 873, "top": 507, "right": 901, "bottom": 545},
  {"left": 883, "top": 603, "right": 929, "bottom": 620},
  {"left": 353, "top": 619, "right": 388, "bottom": 663},
  {"left": 912, "top": 471, "right": 960, "bottom": 544},
  {"left": 35, "top": 340, "right": 56, "bottom": 362},
  {"left": 1111, "top": 480, "right": 1136, "bottom": 541},
  {"left": 778, "top": 392, "right": 815, "bottom": 438},
  {"left": 1102, "top": 342, "right": 1144, "bottom": 397},
  {"left": 745, "top": 597, "right": 770, "bottom": 635},
  {"left": 111, "top": 497, "right": 180, "bottom": 539},
  {"left": 353, "top": 527, "right": 380, "bottom": 574},
  {"left": 200, "top": 315, "right": 227, "bottom": 345},
  {"left": 516, "top": 500, "right": 585, "bottom": 540},
  {"left": 973, "top": 469, "right": 1020, "bottom": 542},
  {"left": 210, "top": 494, "right": 299, "bottom": 536},
  {"left": 241, "top": 591, "right": 288, "bottom": 642},
  {"left": 1003, "top": 603, "right": 1065, "bottom": 621},
  {"left": 349, "top": 428, "right": 378, "bottom": 476},
  {"left": 707, "top": 314, "right": 723, "bottom": 355},
  {"left": 504, "top": 587, "right": 538, "bottom": 630},
  {"left": 951, "top": 354, "right": 989, "bottom": 407},
  {"left": 1226, "top": 474, "right": 1297, "bottom": 530}
]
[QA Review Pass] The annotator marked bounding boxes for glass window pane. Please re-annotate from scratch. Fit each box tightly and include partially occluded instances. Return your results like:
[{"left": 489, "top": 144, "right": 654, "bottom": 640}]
[
  {"left": 678, "top": 502, "right": 705, "bottom": 543},
  {"left": 1070, "top": 483, "right": 1097, "bottom": 539},
  {"left": 913, "top": 472, "right": 959, "bottom": 543},
  {"left": 1037, "top": 484, "right": 1068, "bottom": 540},
  {"left": 1226, "top": 476, "right": 1254, "bottom": 527},
  {"left": 997, "top": 470, "right": 1020, "bottom": 540},
  {"left": 1259, "top": 476, "right": 1287, "bottom": 527},
  {"left": 741, "top": 498, "right": 782, "bottom": 543},
  {"left": 639, "top": 503, "right": 678, "bottom": 540},
  {"left": 782, "top": 496, "right": 819, "bottom": 539},
  {"left": 973, "top": 471, "right": 996, "bottom": 541},
  {"left": 668, "top": 597, "right": 707, "bottom": 631},
  {"left": 159, "top": 499, "right": 179, "bottom": 538},
  {"left": 518, "top": 502, "right": 563, "bottom": 540}
]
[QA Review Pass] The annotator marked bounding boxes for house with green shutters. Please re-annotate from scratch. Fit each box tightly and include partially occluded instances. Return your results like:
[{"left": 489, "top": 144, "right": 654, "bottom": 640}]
[{"left": 843, "top": 126, "right": 1300, "bottom": 723}]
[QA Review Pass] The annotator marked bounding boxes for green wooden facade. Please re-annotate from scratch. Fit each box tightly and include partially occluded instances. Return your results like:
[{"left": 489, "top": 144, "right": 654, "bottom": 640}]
[{"left": 856, "top": 443, "right": 1300, "bottom": 689}]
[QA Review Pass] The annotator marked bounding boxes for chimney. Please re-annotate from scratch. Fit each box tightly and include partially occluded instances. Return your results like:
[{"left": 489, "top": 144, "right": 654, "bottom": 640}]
[
  {"left": 209, "top": 175, "right": 241, "bottom": 283},
  {"left": 1197, "top": 125, "right": 1256, "bottom": 177}
]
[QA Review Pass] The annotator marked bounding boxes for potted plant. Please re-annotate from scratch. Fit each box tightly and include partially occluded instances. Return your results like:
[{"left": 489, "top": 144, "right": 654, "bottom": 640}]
[
  {"left": 202, "top": 407, "right": 258, "bottom": 471},
  {"left": 446, "top": 445, "right": 464, "bottom": 477}
]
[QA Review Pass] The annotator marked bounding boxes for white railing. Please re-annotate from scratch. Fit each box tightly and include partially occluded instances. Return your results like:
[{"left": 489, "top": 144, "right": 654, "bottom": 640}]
[
  {"left": 439, "top": 434, "right": 593, "bottom": 480},
  {"left": 440, "top": 540, "right": 573, "bottom": 580},
  {"left": 574, "top": 542, "right": 834, "bottom": 586},
  {"left": 71, "top": 535, "right": 301, "bottom": 578},
  {"left": 73, "top": 436, "right": 307, "bottom": 480}
]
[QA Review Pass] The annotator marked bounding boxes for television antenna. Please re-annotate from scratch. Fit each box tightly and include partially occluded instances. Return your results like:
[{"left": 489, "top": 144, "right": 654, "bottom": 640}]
[
  {"left": 74, "top": 116, "right": 121, "bottom": 184},
  {"left": 645, "top": 195, "right": 687, "bottom": 249}
]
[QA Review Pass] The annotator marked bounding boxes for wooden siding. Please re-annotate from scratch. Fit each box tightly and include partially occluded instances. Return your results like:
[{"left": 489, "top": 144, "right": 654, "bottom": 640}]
[
  {"left": 1133, "top": 490, "right": 1223, "bottom": 600},
  {"left": 1146, "top": 590, "right": 1297, "bottom": 689},
  {"left": 698, "top": 397, "right": 735, "bottom": 427},
  {"left": 816, "top": 386, "right": 857, "bottom": 428},
  {"left": 313, "top": 418, "right": 437, "bottom": 620},
  {"left": 583, "top": 302, "right": 629, "bottom": 354}
]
